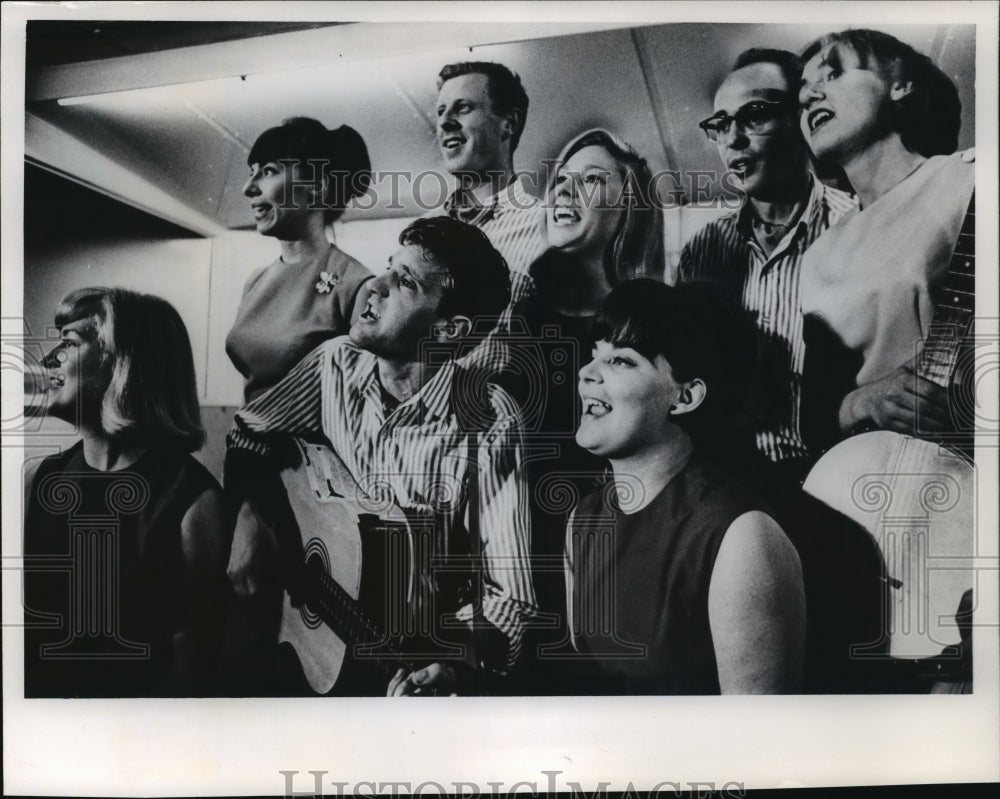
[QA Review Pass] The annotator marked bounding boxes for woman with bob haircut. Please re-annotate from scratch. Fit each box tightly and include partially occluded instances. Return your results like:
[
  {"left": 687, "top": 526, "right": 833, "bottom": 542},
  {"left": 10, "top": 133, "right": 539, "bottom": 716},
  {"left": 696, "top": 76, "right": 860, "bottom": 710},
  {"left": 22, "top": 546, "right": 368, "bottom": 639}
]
[
  {"left": 561, "top": 279, "right": 805, "bottom": 694},
  {"left": 504, "top": 129, "right": 665, "bottom": 655},
  {"left": 223, "top": 117, "right": 374, "bottom": 687},
  {"left": 226, "top": 116, "right": 374, "bottom": 401},
  {"left": 796, "top": 29, "right": 973, "bottom": 447},
  {"left": 24, "top": 287, "right": 230, "bottom": 696}
]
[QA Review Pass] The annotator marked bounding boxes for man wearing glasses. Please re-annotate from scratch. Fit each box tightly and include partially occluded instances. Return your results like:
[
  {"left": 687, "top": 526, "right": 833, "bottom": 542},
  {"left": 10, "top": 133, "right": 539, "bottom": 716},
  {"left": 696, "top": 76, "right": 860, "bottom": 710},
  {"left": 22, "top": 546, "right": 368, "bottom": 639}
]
[{"left": 678, "top": 47, "right": 857, "bottom": 490}]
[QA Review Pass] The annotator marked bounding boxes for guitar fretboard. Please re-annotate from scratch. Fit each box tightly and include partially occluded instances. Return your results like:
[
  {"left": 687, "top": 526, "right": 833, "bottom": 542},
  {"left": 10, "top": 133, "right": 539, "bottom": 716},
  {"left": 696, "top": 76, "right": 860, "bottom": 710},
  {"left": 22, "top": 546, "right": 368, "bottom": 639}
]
[
  {"left": 918, "top": 194, "right": 975, "bottom": 388},
  {"left": 292, "top": 528, "right": 409, "bottom": 669}
]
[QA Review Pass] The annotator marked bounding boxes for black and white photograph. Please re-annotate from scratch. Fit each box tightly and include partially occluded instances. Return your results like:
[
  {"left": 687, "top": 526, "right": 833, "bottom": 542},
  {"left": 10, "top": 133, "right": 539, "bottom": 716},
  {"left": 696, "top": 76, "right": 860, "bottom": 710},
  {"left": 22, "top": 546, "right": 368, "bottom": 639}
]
[{"left": 3, "top": 1, "right": 998, "bottom": 794}]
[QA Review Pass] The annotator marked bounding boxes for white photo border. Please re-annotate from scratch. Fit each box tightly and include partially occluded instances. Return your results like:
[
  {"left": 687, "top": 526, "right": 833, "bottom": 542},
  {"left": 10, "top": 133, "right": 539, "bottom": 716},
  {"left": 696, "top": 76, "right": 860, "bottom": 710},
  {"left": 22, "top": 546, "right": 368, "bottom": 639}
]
[{"left": 3, "top": 1, "right": 998, "bottom": 795}]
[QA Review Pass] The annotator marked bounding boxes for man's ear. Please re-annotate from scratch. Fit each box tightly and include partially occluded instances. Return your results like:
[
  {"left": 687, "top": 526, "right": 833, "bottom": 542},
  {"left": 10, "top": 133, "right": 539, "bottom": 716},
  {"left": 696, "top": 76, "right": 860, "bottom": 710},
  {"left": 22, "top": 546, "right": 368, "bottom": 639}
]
[
  {"left": 889, "top": 80, "right": 914, "bottom": 102},
  {"left": 669, "top": 379, "right": 707, "bottom": 417},
  {"left": 433, "top": 315, "right": 472, "bottom": 341},
  {"left": 499, "top": 109, "right": 521, "bottom": 144}
]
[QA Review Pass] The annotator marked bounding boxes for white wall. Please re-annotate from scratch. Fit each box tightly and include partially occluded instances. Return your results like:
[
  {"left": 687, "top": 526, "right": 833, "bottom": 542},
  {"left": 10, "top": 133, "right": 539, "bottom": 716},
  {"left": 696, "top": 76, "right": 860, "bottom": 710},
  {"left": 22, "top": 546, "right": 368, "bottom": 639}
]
[
  {"left": 22, "top": 234, "right": 217, "bottom": 472},
  {"left": 24, "top": 236, "right": 214, "bottom": 395}
]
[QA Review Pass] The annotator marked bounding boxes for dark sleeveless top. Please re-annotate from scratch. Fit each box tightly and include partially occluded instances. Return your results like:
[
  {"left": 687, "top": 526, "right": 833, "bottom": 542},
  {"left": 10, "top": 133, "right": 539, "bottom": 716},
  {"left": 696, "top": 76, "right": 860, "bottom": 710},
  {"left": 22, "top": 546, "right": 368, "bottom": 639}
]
[
  {"left": 23, "top": 442, "right": 222, "bottom": 697},
  {"left": 567, "top": 454, "right": 766, "bottom": 694}
]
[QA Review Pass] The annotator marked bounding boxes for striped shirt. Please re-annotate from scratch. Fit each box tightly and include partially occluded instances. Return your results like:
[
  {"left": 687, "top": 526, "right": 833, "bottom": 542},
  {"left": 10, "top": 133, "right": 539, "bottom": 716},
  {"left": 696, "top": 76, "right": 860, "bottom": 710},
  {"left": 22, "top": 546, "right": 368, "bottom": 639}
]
[
  {"left": 431, "top": 177, "right": 547, "bottom": 309},
  {"left": 227, "top": 336, "right": 537, "bottom": 671},
  {"left": 678, "top": 176, "right": 857, "bottom": 462},
  {"left": 427, "top": 177, "right": 548, "bottom": 376}
]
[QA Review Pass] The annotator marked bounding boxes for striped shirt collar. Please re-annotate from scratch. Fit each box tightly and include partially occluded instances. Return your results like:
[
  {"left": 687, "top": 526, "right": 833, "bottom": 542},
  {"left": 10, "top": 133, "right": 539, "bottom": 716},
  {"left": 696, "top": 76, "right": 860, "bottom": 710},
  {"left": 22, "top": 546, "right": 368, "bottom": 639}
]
[
  {"left": 355, "top": 348, "right": 458, "bottom": 423},
  {"left": 444, "top": 176, "right": 539, "bottom": 224},
  {"left": 736, "top": 172, "right": 826, "bottom": 244},
  {"left": 498, "top": 176, "right": 540, "bottom": 211}
]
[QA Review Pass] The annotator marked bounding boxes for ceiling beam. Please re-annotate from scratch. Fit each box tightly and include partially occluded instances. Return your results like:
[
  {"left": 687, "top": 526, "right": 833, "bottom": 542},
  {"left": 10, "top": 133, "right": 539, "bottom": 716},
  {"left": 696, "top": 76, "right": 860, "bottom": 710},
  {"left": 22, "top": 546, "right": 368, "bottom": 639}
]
[
  {"left": 28, "top": 21, "right": 629, "bottom": 103},
  {"left": 25, "top": 111, "right": 227, "bottom": 237}
]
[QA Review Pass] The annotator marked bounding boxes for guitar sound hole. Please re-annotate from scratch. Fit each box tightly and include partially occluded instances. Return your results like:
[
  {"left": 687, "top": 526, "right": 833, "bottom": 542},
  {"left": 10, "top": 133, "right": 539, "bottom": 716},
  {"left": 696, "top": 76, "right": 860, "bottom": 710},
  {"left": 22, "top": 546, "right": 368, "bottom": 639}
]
[{"left": 306, "top": 552, "right": 324, "bottom": 573}]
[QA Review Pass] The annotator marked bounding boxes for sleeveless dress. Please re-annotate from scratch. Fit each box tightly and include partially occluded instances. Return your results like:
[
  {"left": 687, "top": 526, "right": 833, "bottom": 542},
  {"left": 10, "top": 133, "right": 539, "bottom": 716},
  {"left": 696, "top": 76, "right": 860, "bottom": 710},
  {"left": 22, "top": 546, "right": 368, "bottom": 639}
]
[
  {"left": 566, "top": 454, "right": 766, "bottom": 694},
  {"left": 23, "top": 443, "right": 223, "bottom": 697}
]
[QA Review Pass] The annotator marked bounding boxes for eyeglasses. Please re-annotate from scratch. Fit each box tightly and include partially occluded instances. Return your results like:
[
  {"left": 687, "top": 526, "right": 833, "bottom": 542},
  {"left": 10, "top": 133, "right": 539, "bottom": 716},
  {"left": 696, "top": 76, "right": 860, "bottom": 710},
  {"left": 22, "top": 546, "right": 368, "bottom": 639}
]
[{"left": 698, "top": 100, "right": 792, "bottom": 142}]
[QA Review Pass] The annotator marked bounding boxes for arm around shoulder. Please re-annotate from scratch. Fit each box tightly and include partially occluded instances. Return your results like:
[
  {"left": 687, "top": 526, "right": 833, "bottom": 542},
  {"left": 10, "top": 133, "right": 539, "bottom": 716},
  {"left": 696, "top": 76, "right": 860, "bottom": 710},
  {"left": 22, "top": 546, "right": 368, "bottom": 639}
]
[{"left": 708, "top": 510, "right": 805, "bottom": 694}]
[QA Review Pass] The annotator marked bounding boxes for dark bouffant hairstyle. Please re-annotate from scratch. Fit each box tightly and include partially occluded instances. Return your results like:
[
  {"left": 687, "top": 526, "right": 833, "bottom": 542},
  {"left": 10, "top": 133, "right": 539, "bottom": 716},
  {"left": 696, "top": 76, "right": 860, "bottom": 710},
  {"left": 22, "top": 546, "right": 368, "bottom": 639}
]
[
  {"left": 398, "top": 216, "right": 511, "bottom": 331},
  {"left": 247, "top": 116, "right": 372, "bottom": 222},
  {"left": 801, "top": 29, "right": 960, "bottom": 157},
  {"left": 438, "top": 61, "right": 530, "bottom": 154},
  {"left": 592, "top": 279, "right": 758, "bottom": 446}
]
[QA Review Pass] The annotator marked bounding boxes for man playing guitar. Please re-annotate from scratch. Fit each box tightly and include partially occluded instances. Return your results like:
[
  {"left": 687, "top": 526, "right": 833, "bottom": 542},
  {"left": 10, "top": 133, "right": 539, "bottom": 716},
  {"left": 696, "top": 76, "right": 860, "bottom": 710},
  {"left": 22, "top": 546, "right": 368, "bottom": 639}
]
[{"left": 225, "top": 217, "right": 537, "bottom": 696}]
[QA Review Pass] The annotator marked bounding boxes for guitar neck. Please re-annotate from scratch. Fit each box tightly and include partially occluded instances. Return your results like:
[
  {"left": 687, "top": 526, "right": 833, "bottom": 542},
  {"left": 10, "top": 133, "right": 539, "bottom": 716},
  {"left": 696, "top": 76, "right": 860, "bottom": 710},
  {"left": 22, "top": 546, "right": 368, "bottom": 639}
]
[
  {"left": 300, "top": 558, "right": 402, "bottom": 656},
  {"left": 917, "top": 194, "right": 975, "bottom": 387}
]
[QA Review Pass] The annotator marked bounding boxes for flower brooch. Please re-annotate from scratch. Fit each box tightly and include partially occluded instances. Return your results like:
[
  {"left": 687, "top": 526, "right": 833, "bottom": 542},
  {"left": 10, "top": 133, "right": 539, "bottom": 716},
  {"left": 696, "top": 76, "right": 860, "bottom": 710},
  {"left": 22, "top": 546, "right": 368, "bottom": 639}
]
[{"left": 315, "top": 271, "right": 340, "bottom": 294}]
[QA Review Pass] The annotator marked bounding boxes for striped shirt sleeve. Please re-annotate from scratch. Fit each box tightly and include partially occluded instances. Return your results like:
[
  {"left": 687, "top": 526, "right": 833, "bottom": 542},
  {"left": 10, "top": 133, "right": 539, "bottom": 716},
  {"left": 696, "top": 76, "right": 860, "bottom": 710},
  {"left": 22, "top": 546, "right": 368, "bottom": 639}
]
[
  {"left": 226, "top": 343, "right": 328, "bottom": 457},
  {"left": 677, "top": 214, "right": 741, "bottom": 287},
  {"left": 676, "top": 237, "right": 696, "bottom": 285},
  {"left": 454, "top": 384, "right": 537, "bottom": 671}
]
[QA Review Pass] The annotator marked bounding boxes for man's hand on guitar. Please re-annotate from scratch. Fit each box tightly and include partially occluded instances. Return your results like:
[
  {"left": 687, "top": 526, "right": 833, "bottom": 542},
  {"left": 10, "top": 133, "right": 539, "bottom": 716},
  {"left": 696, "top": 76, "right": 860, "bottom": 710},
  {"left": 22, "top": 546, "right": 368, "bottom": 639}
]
[
  {"left": 227, "top": 498, "right": 278, "bottom": 599},
  {"left": 838, "top": 360, "right": 950, "bottom": 437},
  {"left": 387, "top": 664, "right": 461, "bottom": 697}
]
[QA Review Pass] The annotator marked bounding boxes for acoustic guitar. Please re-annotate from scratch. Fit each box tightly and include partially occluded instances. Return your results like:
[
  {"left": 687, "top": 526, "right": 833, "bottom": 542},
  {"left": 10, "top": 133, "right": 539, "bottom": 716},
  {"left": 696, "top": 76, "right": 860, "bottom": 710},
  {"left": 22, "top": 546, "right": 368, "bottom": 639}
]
[
  {"left": 272, "top": 438, "right": 431, "bottom": 695},
  {"left": 267, "top": 366, "right": 500, "bottom": 694},
  {"left": 803, "top": 195, "right": 976, "bottom": 666}
]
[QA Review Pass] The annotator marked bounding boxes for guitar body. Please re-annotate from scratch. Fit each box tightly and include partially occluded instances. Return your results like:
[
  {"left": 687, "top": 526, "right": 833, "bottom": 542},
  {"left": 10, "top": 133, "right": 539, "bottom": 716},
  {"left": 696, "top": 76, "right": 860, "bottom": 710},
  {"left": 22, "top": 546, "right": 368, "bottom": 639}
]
[
  {"left": 275, "top": 439, "right": 414, "bottom": 695},
  {"left": 803, "top": 431, "right": 974, "bottom": 661},
  {"left": 802, "top": 195, "right": 977, "bottom": 688}
]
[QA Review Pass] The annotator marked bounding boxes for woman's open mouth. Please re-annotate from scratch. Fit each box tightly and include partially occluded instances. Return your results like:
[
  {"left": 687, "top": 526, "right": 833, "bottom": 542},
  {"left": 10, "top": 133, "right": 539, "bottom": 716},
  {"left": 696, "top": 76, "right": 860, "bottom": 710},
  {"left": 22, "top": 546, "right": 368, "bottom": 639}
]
[
  {"left": 582, "top": 397, "right": 611, "bottom": 417},
  {"left": 552, "top": 207, "right": 581, "bottom": 226},
  {"left": 806, "top": 108, "right": 834, "bottom": 133}
]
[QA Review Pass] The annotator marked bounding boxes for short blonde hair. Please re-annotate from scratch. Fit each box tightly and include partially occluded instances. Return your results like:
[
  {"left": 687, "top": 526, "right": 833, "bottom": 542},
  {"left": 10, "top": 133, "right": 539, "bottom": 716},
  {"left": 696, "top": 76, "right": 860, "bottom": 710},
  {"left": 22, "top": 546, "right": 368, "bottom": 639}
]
[{"left": 55, "top": 287, "right": 205, "bottom": 451}]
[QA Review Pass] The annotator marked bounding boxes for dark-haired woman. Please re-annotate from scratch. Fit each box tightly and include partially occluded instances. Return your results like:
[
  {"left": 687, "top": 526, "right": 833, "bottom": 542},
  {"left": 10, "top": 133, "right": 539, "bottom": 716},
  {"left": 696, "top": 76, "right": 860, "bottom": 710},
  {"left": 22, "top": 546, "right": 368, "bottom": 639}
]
[
  {"left": 797, "top": 30, "right": 974, "bottom": 447},
  {"left": 222, "top": 117, "right": 374, "bottom": 693},
  {"left": 24, "top": 288, "right": 229, "bottom": 696},
  {"left": 226, "top": 116, "right": 374, "bottom": 401},
  {"left": 562, "top": 280, "right": 805, "bottom": 695}
]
